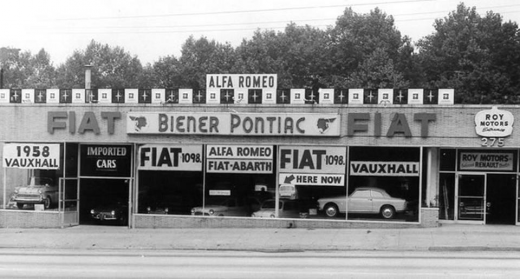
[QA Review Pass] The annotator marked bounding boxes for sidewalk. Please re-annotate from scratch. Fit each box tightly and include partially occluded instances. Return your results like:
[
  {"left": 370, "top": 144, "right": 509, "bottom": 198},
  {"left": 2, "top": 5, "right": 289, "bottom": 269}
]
[{"left": 1, "top": 224, "right": 520, "bottom": 252}]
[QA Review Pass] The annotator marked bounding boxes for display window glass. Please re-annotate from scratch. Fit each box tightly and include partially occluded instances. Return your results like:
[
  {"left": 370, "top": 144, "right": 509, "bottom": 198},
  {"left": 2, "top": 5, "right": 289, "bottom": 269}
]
[
  {"left": 200, "top": 145, "right": 276, "bottom": 218},
  {"left": 3, "top": 143, "right": 79, "bottom": 212},
  {"left": 345, "top": 147, "right": 421, "bottom": 222},
  {"left": 278, "top": 146, "right": 347, "bottom": 220},
  {"left": 439, "top": 173, "right": 455, "bottom": 220},
  {"left": 137, "top": 144, "right": 203, "bottom": 216}
]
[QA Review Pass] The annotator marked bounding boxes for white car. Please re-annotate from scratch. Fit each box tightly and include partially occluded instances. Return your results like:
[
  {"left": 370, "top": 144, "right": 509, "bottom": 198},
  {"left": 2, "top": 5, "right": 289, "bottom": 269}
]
[
  {"left": 317, "top": 187, "right": 407, "bottom": 219},
  {"left": 12, "top": 177, "right": 58, "bottom": 209},
  {"left": 252, "top": 199, "right": 301, "bottom": 218},
  {"left": 191, "top": 197, "right": 261, "bottom": 217}
]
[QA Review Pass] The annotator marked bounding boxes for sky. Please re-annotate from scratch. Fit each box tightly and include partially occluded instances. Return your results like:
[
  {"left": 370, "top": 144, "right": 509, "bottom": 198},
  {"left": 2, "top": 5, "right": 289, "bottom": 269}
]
[{"left": 1, "top": 0, "right": 519, "bottom": 66}]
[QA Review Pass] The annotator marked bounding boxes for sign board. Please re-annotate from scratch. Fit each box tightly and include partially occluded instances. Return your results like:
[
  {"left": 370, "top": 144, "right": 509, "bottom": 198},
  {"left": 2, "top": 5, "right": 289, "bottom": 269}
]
[
  {"left": 80, "top": 145, "right": 132, "bottom": 177},
  {"left": 2, "top": 143, "right": 60, "bottom": 169},
  {"left": 460, "top": 152, "right": 514, "bottom": 171},
  {"left": 350, "top": 161, "right": 420, "bottom": 176},
  {"left": 206, "top": 74, "right": 277, "bottom": 92},
  {"left": 475, "top": 107, "right": 514, "bottom": 137},
  {"left": 206, "top": 145, "right": 274, "bottom": 173},
  {"left": 127, "top": 112, "right": 340, "bottom": 136},
  {"left": 279, "top": 173, "right": 345, "bottom": 186},
  {"left": 278, "top": 146, "right": 346, "bottom": 186},
  {"left": 138, "top": 144, "right": 203, "bottom": 171},
  {"left": 279, "top": 146, "right": 346, "bottom": 174}
]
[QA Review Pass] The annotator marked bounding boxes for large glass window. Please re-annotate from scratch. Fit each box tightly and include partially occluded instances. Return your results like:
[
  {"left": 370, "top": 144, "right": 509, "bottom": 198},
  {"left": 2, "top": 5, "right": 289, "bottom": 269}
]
[
  {"left": 345, "top": 147, "right": 421, "bottom": 222},
  {"left": 137, "top": 144, "right": 203, "bottom": 216},
  {"left": 278, "top": 146, "right": 347, "bottom": 220},
  {"left": 3, "top": 143, "right": 78, "bottom": 212}
]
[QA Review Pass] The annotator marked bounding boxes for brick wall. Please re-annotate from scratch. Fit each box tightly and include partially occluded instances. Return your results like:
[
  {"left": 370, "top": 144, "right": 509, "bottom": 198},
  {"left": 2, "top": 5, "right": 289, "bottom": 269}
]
[{"left": 0, "top": 210, "right": 62, "bottom": 228}]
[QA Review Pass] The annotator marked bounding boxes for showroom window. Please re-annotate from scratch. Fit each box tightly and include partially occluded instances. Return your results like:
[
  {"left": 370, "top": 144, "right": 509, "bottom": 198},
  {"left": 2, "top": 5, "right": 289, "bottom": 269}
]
[
  {"left": 346, "top": 147, "right": 421, "bottom": 222},
  {"left": 2, "top": 142, "right": 79, "bottom": 212}
]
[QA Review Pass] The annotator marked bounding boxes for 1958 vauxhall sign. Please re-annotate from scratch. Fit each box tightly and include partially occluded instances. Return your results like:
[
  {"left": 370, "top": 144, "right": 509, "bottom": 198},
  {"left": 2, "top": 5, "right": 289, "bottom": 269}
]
[{"left": 475, "top": 106, "right": 514, "bottom": 138}]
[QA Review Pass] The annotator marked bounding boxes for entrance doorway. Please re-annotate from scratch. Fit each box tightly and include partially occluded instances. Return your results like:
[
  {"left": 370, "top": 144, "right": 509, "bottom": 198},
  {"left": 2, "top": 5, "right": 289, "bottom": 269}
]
[
  {"left": 457, "top": 174, "right": 486, "bottom": 222},
  {"left": 79, "top": 178, "right": 129, "bottom": 226},
  {"left": 456, "top": 173, "right": 517, "bottom": 225},
  {"left": 486, "top": 174, "right": 516, "bottom": 225}
]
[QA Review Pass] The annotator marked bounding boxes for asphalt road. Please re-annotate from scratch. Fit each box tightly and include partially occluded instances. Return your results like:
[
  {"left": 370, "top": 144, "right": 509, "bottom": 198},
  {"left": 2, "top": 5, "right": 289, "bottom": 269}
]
[{"left": 0, "top": 249, "right": 519, "bottom": 278}]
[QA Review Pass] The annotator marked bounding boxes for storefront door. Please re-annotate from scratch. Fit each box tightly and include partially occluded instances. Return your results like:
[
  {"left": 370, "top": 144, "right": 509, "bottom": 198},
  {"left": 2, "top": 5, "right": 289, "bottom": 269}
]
[
  {"left": 457, "top": 174, "right": 486, "bottom": 223},
  {"left": 486, "top": 174, "right": 516, "bottom": 225},
  {"left": 60, "top": 178, "right": 79, "bottom": 226}
]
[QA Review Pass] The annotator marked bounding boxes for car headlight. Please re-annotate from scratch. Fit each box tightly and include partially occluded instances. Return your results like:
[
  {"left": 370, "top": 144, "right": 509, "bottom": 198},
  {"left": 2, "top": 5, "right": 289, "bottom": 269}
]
[
  {"left": 164, "top": 208, "right": 169, "bottom": 213},
  {"left": 270, "top": 214, "right": 276, "bottom": 218},
  {"left": 209, "top": 209, "right": 214, "bottom": 215},
  {"left": 14, "top": 189, "right": 19, "bottom": 194},
  {"left": 147, "top": 207, "right": 151, "bottom": 212},
  {"left": 38, "top": 189, "right": 43, "bottom": 194},
  {"left": 90, "top": 209, "right": 95, "bottom": 214},
  {"left": 251, "top": 213, "right": 256, "bottom": 217},
  {"left": 111, "top": 210, "right": 116, "bottom": 216}
]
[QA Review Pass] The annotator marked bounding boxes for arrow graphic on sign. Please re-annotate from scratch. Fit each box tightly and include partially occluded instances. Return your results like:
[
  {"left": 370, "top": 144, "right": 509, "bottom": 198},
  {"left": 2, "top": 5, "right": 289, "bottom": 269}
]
[{"left": 284, "top": 174, "right": 295, "bottom": 184}]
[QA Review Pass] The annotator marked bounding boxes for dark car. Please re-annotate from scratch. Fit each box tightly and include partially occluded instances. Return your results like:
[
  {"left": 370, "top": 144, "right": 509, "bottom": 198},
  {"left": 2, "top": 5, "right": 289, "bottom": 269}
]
[
  {"left": 90, "top": 200, "right": 128, "bottom": 225},
  {"left": 144, "top": 195, "right": 195, "bottom": 215}
]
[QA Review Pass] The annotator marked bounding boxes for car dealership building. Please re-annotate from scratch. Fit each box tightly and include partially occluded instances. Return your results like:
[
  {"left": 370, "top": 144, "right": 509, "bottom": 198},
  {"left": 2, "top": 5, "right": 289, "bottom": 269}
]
[{"left": 0, "top": 74, "right": 518, "bottom": 228}]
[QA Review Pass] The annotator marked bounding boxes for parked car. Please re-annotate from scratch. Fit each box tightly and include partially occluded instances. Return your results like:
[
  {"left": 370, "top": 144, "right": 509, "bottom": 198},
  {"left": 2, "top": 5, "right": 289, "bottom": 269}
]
[
  {"left": 144, "top": 195, "right": 194, "bottom": 215},
  {"left": 252, "top": 199, "right": 301, "bottom": 218},
  {"left": 12, "top": 177, "right": 58, "bottom": 209},
  {"left": 191, "top": 197, "right": 261, "bottom": 217},
  {"left": 317, "top": 187, "right": 407, "bottom": 219},
  {"left": 90, "top": 200, "right": 128, "bottom": 225},
  {"left": 279, "top": 184, "right": 297, "bottom": 199}
]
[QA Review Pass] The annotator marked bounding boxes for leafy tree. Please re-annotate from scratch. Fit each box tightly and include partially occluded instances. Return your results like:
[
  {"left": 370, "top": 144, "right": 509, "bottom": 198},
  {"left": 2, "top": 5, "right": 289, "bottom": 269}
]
[
  {"left": 416, "top": 3, "right": 520, "bottom": 103},
  {"left": 151, "top": 55, "right": 183, "bottom": 88},
  {"left": 177, "top": 36, "right": 236, "bottom": 88},
  {"left": 56, "top": 40, "right": 144, "bottom": 88},
  {"left": 0, "top": 47, "right": 55, "bottom": 88},
  {"left": 327, "top": 7, "right": 413, "bottom": 87},
  {"left": 235, "top": 24, "right": 330, "bottom": 88}
]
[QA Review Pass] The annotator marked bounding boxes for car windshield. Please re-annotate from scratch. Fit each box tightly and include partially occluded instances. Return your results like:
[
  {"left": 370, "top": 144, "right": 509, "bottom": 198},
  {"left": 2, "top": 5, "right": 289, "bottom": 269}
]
[
  {"left": 262, "top": 201, "right": 280, "bottom": 209},
  {"left": 29, "top": 177, "right": 53, "bottom": 186}
]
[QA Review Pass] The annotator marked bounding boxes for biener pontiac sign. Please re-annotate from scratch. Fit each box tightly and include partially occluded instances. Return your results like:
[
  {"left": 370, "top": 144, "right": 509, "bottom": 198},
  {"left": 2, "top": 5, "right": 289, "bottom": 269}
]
[{"left": 127, "top": 112, "right": 340, "bottom": 136}]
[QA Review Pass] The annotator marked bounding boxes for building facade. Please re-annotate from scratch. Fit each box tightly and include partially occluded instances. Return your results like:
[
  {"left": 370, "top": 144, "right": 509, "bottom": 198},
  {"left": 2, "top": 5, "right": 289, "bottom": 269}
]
[{"left": 0, "top": 75, "right": 518, "bottom": 228}]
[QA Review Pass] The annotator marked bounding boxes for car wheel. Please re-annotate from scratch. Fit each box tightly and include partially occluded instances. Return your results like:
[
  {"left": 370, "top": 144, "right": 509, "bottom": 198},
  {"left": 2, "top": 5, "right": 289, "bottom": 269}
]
[
  {"left": 43, "top": 197, "right": 52, "bottom": 209},
  {"left": 324, "top": 203, "right": 339, "bottom": 218},
  {"left": 16, "top": 203, "right": 24, "bottom": 209},
  {"left": 380, "top": 205, "right": 396, "bottom": 219}
]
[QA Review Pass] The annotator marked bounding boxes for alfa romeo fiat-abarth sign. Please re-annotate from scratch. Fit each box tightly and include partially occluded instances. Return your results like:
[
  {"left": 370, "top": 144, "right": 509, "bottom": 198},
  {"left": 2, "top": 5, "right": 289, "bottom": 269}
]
[{"left": 127, "top": 112, "right": 340, "bottom": 136}]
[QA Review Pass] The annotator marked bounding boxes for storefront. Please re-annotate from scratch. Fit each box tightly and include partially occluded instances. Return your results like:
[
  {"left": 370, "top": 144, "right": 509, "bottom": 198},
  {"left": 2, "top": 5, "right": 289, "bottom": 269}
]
[{"left": 0, "top": 75, "right": 518, "bottom": 228}]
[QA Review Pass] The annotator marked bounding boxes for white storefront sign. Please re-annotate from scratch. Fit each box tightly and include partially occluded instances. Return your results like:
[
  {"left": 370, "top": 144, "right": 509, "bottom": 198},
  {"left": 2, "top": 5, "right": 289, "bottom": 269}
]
[
  {"left": 206, "top": 145, "right": 274, "bottom": 174},
  {"left": 2, "top": 143, "right": 60, "bottom": 169},
  {"left": 350, "top": 161, "right": 419, "bottom": 176},
  {"left": 127, "top": 112, "right": 340, "bottom": 136},
  {"left": 475, "top": 106, "right": 514, "bottom": 137},
  {"left": 138, "top": 144, "right": 202, "bottom": 171}
]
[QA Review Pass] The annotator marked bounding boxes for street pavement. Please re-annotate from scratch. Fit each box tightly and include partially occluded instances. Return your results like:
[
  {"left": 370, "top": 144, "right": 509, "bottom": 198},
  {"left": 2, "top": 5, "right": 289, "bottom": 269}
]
[{"left": 1, "top": 223, "right": 519, "bottom": 252}]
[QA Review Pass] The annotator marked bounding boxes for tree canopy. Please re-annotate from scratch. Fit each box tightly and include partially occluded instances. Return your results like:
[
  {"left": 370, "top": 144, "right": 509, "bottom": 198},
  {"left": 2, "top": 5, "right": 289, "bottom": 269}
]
[{"left": 1, "top": 3, "right": 519, "bottom": 104}]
